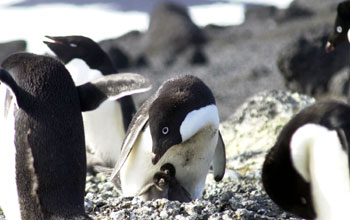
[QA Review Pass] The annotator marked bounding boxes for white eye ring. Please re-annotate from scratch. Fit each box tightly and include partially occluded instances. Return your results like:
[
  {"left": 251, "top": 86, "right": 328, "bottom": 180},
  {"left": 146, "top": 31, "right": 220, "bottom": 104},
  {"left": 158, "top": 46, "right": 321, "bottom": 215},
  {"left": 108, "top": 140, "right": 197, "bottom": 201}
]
[
  {"left": 70, "top": 43, "right": 78, "bottom": 47},
  {"left": 162, "top": 127, "right": 169, "bottom": 135},
  {"left": 337, "top": 26, "right": 343, "bottom": 33}
]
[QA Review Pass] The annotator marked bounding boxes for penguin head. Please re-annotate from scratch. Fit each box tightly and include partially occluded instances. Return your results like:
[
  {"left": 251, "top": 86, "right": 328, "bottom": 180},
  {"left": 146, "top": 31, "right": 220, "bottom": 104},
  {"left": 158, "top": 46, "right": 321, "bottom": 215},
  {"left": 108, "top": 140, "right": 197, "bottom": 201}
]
[
  {"left": 148, "top": 75, "right": 218, "bottom": 165},
  {"left": 153, "top": 171, "right": 171, "bottom": 189},
  {"left": 44, "top": 35, "right": 107, "bottom": 69},
  {"left": 326, "top": 1, "right": 350, "bottom": 53},
  {"left": 1, "top": 52, "right": 79, "bottom": 112},
  {"left": 263, "top": 140, "right": 316, "bottom": 219},
  {"left": 160, "top": 163, "right": 176, "bottom": 177}
]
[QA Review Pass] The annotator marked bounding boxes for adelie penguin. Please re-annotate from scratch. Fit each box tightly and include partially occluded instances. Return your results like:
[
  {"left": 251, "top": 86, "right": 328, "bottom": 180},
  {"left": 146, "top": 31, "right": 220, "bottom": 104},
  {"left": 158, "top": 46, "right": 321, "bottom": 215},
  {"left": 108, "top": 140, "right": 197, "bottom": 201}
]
[
  {"left": 262, "top": 100, "right": 350, "bottom": 220},
  {"left": 110, "top": 75, "right": 226, "bottom": 201},
  {"left": 325, "top": 1, "right": 350, "bottom": 53},
  {"left": 0, "top": 52, "right": 151, "bottom": 220},
  {"left": 44, "top": 35, "right": 137, "bottom": 167}
]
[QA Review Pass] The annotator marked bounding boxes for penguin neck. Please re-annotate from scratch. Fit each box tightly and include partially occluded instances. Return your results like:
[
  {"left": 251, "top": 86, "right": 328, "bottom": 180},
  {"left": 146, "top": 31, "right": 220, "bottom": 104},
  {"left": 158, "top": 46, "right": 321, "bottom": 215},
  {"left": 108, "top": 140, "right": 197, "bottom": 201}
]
[
  {"left": 291, "top": 124, "right": 350, "bottom": 220},
  {"left": 95, "top": 55, "right": 116, "bottom": 75},
  {"left": 66, "top": 59, "right": 103, "bottom": 85}
]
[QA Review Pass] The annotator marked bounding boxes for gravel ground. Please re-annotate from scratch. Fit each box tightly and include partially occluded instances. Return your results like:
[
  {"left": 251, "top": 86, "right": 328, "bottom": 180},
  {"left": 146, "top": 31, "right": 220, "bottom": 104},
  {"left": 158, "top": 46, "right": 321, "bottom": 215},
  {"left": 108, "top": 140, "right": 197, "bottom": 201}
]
[
  {"left": 84, "top": 171, "right": 300, "bottom": 220},
  {"left": 0, "top": 90, "right": 311, "bottom": 220},
  {"left": 80, "top": 90, "right": 314, "bottom": 220},
  {"left": 0, "top": 0, "right": 343, "bottom": 219}
]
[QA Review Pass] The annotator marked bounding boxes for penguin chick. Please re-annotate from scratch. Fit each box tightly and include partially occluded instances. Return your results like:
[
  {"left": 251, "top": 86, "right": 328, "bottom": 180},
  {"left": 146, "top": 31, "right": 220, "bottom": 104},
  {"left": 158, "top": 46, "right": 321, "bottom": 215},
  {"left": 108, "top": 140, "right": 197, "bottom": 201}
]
[
  {"left": 160, "top": 163, "right": 192, "bottom": 202},
  {"left": 137, "top": 171, "right": 170, "bottom": 201}
]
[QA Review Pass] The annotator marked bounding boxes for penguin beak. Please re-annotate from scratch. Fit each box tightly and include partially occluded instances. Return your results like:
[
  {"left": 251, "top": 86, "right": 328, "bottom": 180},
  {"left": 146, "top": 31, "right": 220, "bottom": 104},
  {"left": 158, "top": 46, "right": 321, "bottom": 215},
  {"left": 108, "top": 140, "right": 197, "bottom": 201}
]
[
  {"left": 151, "top": 145, "right": 168, "bottom": 165},
  {"left": 152, "top": 153, "right": 160, "bottom": 165},
  {"left": 325, "top": 41, "right": 335, "bottom": 53},
  {"left": 151, "top": 137, "right": 180, "bottom": 165},
  {"left": 43, "top": 36, "right": 66, "bottom": 46},
  {"left": 43, "top": 36, "right": 73, "bottom": 64}
]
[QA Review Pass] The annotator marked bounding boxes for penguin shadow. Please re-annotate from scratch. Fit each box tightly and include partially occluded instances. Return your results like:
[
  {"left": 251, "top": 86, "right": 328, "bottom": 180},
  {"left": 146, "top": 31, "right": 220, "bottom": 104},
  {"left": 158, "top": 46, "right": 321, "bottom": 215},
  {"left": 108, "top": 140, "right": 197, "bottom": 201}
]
[{"left": 138, "top": 163, "right": 192, "bottom": 202}]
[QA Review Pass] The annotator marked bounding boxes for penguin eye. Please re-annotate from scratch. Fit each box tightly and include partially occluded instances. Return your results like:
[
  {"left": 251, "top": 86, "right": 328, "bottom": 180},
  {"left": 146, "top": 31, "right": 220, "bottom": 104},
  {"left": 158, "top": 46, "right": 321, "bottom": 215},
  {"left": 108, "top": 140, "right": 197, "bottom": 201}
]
[
  {"left": 337, "top": 26, "right": 343, "bottom": 33},
  {"left": 162, "top": 127, "right": 169, "bottom": 135},
  {"left": 70, "top": 43, "right": 78, "bottom": 47}
]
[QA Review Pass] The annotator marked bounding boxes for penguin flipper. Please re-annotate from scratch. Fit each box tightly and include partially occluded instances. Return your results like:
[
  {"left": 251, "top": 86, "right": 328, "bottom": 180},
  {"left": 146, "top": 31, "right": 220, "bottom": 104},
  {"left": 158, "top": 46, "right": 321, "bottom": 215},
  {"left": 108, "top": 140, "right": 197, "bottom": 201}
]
[
  {"left": 110, "top": 93, "right": 158, "bottom": 184},
  {"left": 77, "top": 73, "right": 151, "bottom": 111},
  {"left": 213, "top": 131, "right": 226, "bottom": 182},
  {"left": 0, "top": 68, "right": 21, "bottom": 107}
]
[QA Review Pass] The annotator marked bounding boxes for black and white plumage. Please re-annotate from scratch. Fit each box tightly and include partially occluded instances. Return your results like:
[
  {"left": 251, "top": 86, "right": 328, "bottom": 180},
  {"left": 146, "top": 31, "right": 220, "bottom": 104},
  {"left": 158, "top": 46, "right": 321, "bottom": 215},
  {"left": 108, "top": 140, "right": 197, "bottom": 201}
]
[
  {"left": 137, "top": 163, "right": 192, "bottom": 202},
  {"left": 110, "top": 75, "right": 226, "bottom": 201},
  {"left": 0, "top": 52, "right": 151, "bottom": 220},
  {"left": 262, "top": 101, "right": 350, "bottom": 220},
  {"left": 160, "top": 163, "right": 192, "bottom": 202},
  {"left": 44, "top": 35, "right": 139, "bottom": 167},
  {"left": 326, "top": 1, "right": 350, "bottom": 53}
]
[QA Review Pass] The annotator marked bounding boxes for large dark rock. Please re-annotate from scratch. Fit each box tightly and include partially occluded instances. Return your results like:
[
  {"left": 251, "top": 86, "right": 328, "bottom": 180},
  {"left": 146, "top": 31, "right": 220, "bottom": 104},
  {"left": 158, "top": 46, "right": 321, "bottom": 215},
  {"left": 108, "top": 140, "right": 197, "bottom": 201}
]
[
  {"left": 244, "top": 4, "right": 278, "bottom": 23},
  {"left": 0, "top": 40, "right": 27, "bottom": 64},
  {"left": 100, "top": 31, "right": 147, "bottom": 69},
  {"left": 277, "top": 25, "right": 350, "bottom": 97},
  {"left": 275, "top": 0, "right": 314, "bottom": 23},
  {"left": 221, "top": 89, "right": 315, "bottom": 173},
  {"left": 244, "top": 1, "right": 314, "bottom": 24},
  {"left": 141, "top": 1, "right": 207, "bottom": 66}
]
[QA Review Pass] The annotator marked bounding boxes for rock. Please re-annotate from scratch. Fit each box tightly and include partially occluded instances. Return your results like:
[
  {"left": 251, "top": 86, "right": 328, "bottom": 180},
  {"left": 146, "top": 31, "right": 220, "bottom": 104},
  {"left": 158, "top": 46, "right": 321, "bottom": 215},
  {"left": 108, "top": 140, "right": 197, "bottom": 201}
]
[
  {"left": 1, "top": 90, "right": 310, "bottom": 220},
  {"left": 277, "top": 26, "right": 350, "bottom": 97},
  {"left": 244, "top": 1, "right": 314, "bottom": 25},
  {"left": 188, "top": 46, "right": 208, "bottom": 65},
  {"left": 0, "top": 40, "right": 27, "bottom": 64},
  {"left": 275, "top": 0, "right": 314, "bottom": 23},
  {"left": 141, "top": 1, "right": 206, "bottom": 66},
  {"left": 244, "top": 4, "right": 278, "bottom": 23},
  {"left": 99, "top": 30, "right": 144, "bottom": 69},
  {"left": 220, "top": 90, "right": 315, "bottom": 175},
  {"left": 247, "top": 65, "right": 271, "bottom": 80}
]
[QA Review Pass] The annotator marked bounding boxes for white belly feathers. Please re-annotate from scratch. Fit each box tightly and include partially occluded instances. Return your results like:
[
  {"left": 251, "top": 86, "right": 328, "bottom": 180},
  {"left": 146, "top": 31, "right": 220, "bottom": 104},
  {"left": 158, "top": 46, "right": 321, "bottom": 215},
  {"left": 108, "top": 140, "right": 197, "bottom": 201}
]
[{"left": 120, "top": 125, "right": 218, "bottom": 199}]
